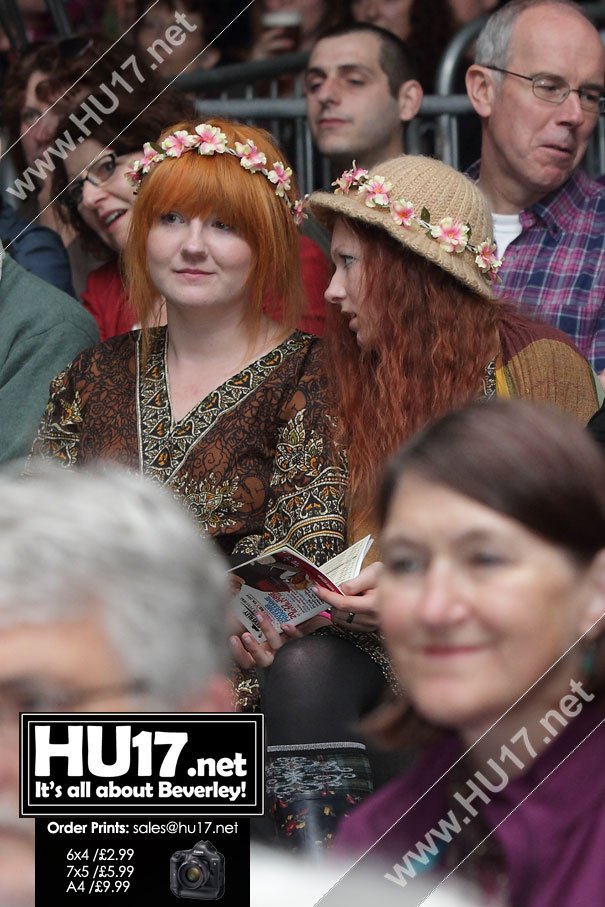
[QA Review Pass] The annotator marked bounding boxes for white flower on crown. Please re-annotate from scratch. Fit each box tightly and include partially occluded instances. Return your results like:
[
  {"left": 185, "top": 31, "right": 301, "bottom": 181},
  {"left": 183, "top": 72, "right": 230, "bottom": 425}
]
[{"left": 267, "top": 162, "right": 292, "bottom": 197}]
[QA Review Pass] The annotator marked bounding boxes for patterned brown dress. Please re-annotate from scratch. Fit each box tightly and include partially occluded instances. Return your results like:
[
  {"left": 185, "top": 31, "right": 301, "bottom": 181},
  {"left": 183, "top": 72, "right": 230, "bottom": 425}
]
[{"left": 31, "top": 327, "right": 348, "bottom": 565}]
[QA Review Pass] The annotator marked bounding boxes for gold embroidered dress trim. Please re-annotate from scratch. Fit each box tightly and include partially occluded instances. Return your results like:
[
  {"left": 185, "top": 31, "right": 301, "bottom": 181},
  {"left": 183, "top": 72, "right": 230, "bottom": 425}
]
[{"left": 136, "top": 327, "right": 309, "bottom": 484}]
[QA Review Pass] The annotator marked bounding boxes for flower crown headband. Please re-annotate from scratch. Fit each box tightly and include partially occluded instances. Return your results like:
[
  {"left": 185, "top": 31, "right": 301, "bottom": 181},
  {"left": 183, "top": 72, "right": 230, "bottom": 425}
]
[
  {"left": 125, "top": 123, "right": 307, "bottom": 225},
  {"left": 332, "top": 163, "right": 502, "bottom": 284}
]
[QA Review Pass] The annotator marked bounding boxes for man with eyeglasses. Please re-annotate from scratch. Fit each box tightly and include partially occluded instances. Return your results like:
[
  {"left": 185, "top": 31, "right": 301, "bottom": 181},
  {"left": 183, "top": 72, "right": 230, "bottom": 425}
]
[
  {"left": 0, "top": 464, "right": 234, "bottom": 907},
  {"left": 465, "top": 0, "right": 605, "bottom": 378}
]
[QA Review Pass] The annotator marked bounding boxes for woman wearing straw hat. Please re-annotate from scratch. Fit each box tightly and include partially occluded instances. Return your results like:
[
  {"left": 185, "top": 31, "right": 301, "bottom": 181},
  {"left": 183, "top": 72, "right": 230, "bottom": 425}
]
[
  {"left": 235, "top": 154, "right": 601, "bottom": 854},
  {"left": 307, "top": 154, "right": 600, "bottom": 556}
]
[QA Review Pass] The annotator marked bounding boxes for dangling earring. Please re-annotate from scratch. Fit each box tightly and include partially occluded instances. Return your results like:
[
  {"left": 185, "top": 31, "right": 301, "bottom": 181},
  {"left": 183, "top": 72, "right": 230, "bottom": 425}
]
[{"left": 582, "top": 637, "right": 597, "bottom": 682}]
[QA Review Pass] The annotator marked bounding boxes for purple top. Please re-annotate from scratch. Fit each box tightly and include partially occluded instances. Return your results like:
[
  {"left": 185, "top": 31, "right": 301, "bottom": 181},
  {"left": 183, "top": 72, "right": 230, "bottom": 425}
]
[{"left": 334, "top": 695, "right": 605, "bottom": 906}]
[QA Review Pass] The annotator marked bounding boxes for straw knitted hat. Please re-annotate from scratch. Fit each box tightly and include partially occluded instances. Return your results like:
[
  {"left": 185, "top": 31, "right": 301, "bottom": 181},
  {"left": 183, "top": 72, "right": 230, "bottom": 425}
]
[{"left": 309, "top": 154, "right": 501, "bottom": 300}]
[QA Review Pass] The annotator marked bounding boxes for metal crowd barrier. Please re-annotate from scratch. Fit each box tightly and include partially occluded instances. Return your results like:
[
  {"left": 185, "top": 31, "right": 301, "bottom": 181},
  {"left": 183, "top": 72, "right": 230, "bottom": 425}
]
[
  {"left": 171, "top": 2, "right": 605, "bottom": 190},
  {"left": 174, "top": 51, "right": 475, "bottom": 194},
  {"left": 191, "top": 94, "right": 474, "bottom": 195},
  {"left": 3, "top": 3, "right": 605, "bottom": 197}
]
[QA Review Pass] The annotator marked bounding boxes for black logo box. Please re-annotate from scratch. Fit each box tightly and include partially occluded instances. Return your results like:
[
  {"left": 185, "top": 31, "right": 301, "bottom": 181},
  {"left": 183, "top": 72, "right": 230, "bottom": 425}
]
[{"left": 21, "top": 713, "right": 264, "bottom": 817}]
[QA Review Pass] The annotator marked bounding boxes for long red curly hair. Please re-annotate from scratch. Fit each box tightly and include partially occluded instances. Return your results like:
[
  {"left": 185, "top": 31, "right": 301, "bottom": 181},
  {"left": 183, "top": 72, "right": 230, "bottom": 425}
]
[{"left": 323, "top": 216, "right": 520, "bottom": 534}]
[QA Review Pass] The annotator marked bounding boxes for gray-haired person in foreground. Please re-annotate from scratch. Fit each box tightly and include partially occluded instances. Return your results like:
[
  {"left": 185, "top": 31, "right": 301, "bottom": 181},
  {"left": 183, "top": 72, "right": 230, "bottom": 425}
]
[{"left": 0, "top": 463, "right": 234, "bottom": 907}]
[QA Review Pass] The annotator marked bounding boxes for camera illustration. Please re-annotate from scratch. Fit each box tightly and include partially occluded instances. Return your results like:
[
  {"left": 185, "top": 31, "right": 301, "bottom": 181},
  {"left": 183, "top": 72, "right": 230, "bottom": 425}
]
[{"left": 170, "top": 840, "right": 225, "bottom": 900}]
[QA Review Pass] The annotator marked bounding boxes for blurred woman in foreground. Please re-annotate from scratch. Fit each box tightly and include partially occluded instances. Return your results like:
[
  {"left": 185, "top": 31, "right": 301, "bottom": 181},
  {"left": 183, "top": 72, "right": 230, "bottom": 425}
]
[{"left": 337, "top": 399, "right": 605, "bottom": 906}]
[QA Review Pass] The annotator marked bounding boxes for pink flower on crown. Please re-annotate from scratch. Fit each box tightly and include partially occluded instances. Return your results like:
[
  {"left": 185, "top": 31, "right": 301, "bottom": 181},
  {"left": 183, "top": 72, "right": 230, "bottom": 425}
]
[
  {"left": 293, "top": 196, "right": 308, "bottom": 225},
  {"left": 193, "top": 123, "right": 228, "bottom": 154},
  {"left": 351, "top": 161, "right": 369, "bottom": 181},
  {"left": 161, "top": 130, "right": 198, "bottom": 158},
  {"left": 391, "top": 198, "right": 416, "bottom": 227},
  {"left": 332, "top": 161, "right": 369, "bottom": 194},
  {"left": 359, "top": 175, "right": 392, "bottom": 208},
  {"left": 474, "top": 240, "right": 502, "bottom": 278},
  {"left": 429, "top": 217, "right": 470, "bottom": 253},
  {"left": 235, "top": 140, "right": 267, "bottom": 172},
  {"left": 138, "top": 142, "right": 164, "bottom": 173},
  {"left": 124, "top": 166, "right": 142, "bottom": 189},
  {"left": 332, "top": 172, "right": 353, "bottom": 194},
  {"left": 267, "top": 161, "right": 292, "bottom": 197}
]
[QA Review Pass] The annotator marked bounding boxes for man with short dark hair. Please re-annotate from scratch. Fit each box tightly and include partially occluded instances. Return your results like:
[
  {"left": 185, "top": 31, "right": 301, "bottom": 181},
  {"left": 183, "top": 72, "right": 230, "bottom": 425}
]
[
  {"left": 305, "top": 23, "right": 423, "bottom": 176},
  {"left": 466, "top": 0, "right": 605, "bottom": 373}
]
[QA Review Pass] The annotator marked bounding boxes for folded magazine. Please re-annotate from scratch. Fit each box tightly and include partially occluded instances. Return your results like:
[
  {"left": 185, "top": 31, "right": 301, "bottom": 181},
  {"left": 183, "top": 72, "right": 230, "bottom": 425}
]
[{"left": 229, "top": 535, "right": 374, "bottom": 642}]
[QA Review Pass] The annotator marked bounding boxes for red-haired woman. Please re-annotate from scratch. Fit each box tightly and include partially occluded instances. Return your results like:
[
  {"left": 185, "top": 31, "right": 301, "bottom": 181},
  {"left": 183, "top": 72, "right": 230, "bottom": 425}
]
[
  {"left": 31, "top": 118, "right": 347, "bottom": 572},
  {"left": 310, "top": 154, "right": 600, "bottom": 546},
  {"left": 241, "top": 155, "right": 600, "bottom": 657},
  {"left": 50, "top": 97, "right": 329, "bottom": 339}
]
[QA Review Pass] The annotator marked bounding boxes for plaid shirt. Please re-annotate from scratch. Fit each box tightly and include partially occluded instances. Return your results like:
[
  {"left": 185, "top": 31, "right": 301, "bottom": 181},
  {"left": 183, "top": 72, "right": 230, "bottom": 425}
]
[{"left": 468, "top": 163, "right": 605, "bottom": 371}]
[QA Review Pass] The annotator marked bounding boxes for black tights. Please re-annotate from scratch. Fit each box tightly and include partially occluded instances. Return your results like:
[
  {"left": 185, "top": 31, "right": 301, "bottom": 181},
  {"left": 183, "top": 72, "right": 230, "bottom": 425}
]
[
  {"left": 253, "top": 635, "right": 408, "bottom": 847},
  {"left": 258, "top": 634, "right": 387, "bottom": 746}
]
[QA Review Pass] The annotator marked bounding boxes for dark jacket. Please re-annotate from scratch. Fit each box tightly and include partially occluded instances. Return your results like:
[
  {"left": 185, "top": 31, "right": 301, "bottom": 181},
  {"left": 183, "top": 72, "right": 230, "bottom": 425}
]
[{"left": 0, "top": 200, "right": 74, "bottom": 296}]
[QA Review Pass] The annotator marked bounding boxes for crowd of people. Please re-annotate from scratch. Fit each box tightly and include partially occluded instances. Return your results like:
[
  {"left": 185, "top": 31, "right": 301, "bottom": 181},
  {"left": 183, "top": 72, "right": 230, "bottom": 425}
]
[{"left": 2, "top": 1, "right": 605, "bottom": 906}]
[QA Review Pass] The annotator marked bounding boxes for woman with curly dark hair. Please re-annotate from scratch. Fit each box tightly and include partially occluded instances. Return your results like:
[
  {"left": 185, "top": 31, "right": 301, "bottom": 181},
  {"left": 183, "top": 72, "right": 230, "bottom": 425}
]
[
  {"left": 2, "top": 37, "right": 157, "bottom": 293},
  {"left": 51, "top": 89, "right": 196, "bottom": 338}
]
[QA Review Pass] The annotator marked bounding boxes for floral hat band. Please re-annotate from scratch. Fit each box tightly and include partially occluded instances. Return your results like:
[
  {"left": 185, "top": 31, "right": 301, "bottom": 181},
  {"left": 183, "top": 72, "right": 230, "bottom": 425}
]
[
  {"left": 309, "top": 154, "right": 502, "bottom": 300},
  {"left": 125, "top": 123, "right": 307, "bottom": 225},
  {"left": 332, "top": 163, "right": 501, "bottom": 283}
]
